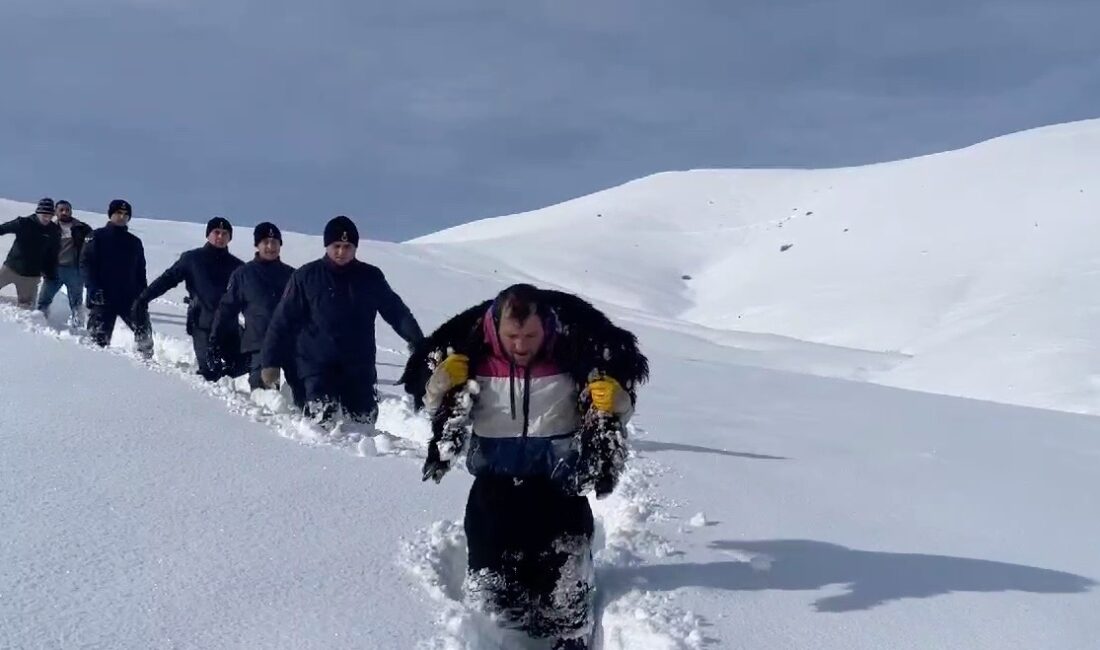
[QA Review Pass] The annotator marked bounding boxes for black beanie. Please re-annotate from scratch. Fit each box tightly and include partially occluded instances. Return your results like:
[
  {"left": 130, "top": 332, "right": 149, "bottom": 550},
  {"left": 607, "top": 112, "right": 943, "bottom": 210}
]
[
  {"left": 254, "top": 222, "right": 282, "bottom": 246},
  {"left": 207, "top": 217, "right": 233, "bottom": 237},
  {"left": 108, "top": 199, "right": 132, "bottom": 217},
  {"left": 36, "top": 197, "right": 55, "bottom": 216},
  {"left": 323, "top": 216, "right": 359, "bottom": 247}
]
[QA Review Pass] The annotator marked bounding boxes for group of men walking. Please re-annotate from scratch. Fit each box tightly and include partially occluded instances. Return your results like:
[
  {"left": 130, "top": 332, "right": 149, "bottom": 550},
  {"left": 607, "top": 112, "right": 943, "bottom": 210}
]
[
  {"left": 0, "top": 198, "right": 88, "bottom": 323},
  {"left": 1, "top": 196, "right": 647, "bottom": 649},
  {"left": 1, "top": 197, "right": 424, "bottom": 424}
]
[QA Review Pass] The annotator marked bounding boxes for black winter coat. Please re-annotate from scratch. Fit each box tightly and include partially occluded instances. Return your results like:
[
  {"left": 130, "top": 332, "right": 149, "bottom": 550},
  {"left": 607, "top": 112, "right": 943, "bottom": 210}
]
[
  {"left": 0, "top": 215, "right": 61, "bottom": 278},
  {"left": 261, "top": 257, "right": 423, "bottom": 380},
  {"left": 140, "top": 244, "right": 244, "bottom": 334},
  {"left": 79, "top": 223, "right": 148, "bottom": 310},
  {"left": 211, "top": 256, "right": 295, "bottom": 354}
]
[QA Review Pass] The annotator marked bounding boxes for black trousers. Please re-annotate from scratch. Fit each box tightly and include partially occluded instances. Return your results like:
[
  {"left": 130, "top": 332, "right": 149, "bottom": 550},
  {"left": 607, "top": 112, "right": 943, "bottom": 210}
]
[
  {"left": 87, "top": 306, "right": 153, "bottom": 357},
  {"left": 193, "top": 327, "right": 251, "bottom": 382},
  {"left": 465, "top": 475, "right": 595, "bottom": 639},
  {"left": 301, "top": 365, "right": 378, "bottom": 424}
]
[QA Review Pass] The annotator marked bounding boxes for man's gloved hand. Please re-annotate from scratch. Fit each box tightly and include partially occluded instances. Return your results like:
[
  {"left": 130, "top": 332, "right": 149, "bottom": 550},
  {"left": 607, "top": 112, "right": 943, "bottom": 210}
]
[
  {"left": 424, "top": 353, "right": 471, "bottom": 409},
  {"left": 438, "top": 353, "right": 470, "bottom": 388},
  {"left": 587, "top": 376, "right": 623, "bottom": 413},
  {"left": 260, "top": 367, "right": 282, "bottom": 389}
]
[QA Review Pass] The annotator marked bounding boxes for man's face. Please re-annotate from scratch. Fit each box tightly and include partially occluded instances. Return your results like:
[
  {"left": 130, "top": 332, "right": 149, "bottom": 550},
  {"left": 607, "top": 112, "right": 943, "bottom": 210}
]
[
  {"left": 326, "top": 242, "right": 356, "bottom": 266},
  {"left": 207, "top": 228, "right": 231, "bottom": 249},
  {"left": 256, "top": 237, "right": 282, "bottom": 261},
  {"left": 108, "top": 210, "right": 129, "bottom": 226},
  {"left": 498, "top": 314, "right": 546, "bottom": 367},
  {"left": 37, "top": 212, "right": 53, "bottom": 225},
  {"left": 56, "top": 204, "right": 72, "bottom": 222}
]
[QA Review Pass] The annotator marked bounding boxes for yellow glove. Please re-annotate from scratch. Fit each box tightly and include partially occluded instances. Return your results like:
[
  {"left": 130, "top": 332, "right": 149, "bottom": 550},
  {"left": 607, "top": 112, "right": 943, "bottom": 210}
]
[
  {"left": 439, "top": 354, "right": 470, "bottom": 389},
  {"left": 588, "top": 376, "right": 622, "bottom": 413}
]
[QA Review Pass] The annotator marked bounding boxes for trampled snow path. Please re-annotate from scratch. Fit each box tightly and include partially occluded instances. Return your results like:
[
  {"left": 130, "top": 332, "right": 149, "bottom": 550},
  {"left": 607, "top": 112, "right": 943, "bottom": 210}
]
[
  {"left": 0, "top": 301, "right": 706, "bottom": 649},
  {"left": 400, "top": 427, "right": 705, "bottom": 650},
  {"left": 0, "top": 298, "right": 433, "bottom": 458}
]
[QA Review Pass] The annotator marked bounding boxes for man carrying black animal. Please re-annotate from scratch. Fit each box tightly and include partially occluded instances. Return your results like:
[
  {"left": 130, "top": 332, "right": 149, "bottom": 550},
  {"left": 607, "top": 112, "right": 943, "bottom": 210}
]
[
  {"left": 403, "top": 284, "right": 648, "bottom": 650},
  {"left": 209, "top": 222, "right": 302, "bottom": 403},
  {"left": 133, "top": 217, "right": 244, "bottom": 380}
]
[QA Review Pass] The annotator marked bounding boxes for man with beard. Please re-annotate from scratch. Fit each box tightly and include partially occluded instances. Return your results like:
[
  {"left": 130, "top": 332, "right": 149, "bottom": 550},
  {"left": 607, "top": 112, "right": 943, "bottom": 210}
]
[
  {"left": 405, "top": 284, "right": 648, "bottom": 650},
  {"left": 36, "top": 200, "right": 92, "bottom": 327}
]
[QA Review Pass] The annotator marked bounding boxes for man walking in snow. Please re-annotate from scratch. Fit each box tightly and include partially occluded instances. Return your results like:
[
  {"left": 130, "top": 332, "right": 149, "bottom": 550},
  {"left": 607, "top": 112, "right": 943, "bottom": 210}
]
[
  {"left": 37, "top": 200, "right": 92, "bottom": 327},
  {"left": 0, "top": 198, "right": 61, "bottom": 309},
  {"left": 260, "top": 215, "right": 423, "bottom": 425},
  {"left": 209, "top": 222, "right": 302, "bottom": 404},
  {"left": 402, "top": 284, "right": 648, "bottom": 650},
  {"left": 133, "top": 217, "right": 245, "bottom": 380},
  {"left": 80, "top": 199, "right": 154, "bottom": 357}
]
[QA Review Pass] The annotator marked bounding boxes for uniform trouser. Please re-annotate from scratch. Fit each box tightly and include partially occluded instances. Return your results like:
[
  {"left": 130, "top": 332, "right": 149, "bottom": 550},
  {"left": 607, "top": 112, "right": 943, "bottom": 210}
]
[
  {"left": 248, "top": 351, "right": 304, "bottom": 407},
  {"left": 37, "top": 265, "right": 84, "bottom": 320},
  {"left": 464, "top": 475, "right": 595, "bottom": 640},
  {"left": 0, "top": 265, "right": 40, "bottom": 308},
  {"left": 301, "top": 365, "right": 378, "bottom": 424},
  {"left": 193, "top": 327, "right": 250, "bottom": 381},
  {"left": 87, "top": 306, "right": 154, "bottom": 357},
  {"left": 192, "top": 329, "right": 213, "bottom": 378}
]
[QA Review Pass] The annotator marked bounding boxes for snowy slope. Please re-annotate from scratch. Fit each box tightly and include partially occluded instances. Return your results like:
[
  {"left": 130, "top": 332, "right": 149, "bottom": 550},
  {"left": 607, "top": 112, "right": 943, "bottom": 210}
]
[
  {"left": 2, "top": 120, "right": 1100, "bottom": 649},
  {"left": 0, "top": 316, "right": 462, "bottom": 649},
  {"left": 413, "top": 119, "right": 1100, "bottom": 415}
]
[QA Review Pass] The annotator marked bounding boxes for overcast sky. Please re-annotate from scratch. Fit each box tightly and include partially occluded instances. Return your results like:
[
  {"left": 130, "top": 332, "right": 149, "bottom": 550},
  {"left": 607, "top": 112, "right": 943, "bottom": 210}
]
[{"left": 2, "top": 0, "right": 1098, "bottom": 240}]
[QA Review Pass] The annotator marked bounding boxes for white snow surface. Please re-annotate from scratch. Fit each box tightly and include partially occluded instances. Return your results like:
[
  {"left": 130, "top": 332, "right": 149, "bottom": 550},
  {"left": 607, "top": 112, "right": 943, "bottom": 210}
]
[
  {"left": 2, "top": 120, "right": 1099, "bottom": 649},
  {"left": 415, "top": 119, "right": 1100, "bottom": 415}
]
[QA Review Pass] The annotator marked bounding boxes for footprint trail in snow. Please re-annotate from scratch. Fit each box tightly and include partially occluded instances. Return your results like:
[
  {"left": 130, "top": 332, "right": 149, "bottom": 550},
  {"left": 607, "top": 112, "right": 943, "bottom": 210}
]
[
  {"left": 401, "top": 425, "right": 705, "bottom": 650},
  {"left": 1, "top": 303, "right": 708, "bottom": 649}
]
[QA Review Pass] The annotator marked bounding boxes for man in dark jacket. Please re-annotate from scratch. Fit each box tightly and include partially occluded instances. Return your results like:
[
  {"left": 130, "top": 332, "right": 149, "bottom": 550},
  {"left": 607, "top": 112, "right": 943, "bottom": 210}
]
[
  {"left": 260, "top": 215, "right": 423, "bottom": 425},
  {"left": 209, "top": 222, "right": 302, "bottom": 403},
  {"left": 404, "top": 284, "right": 648, "bottom": 650},
  {"left": 134, "top": 217, "right": 244, "bottom": 380},
  {"left": 37, "top": 200, "right": 93, "bottom": 326},
  {"left": 80, "top": 199, "right": 153, "bottom": 357},
  {"left": 0, "top": 197, "right": 61, "bottom": 309}
]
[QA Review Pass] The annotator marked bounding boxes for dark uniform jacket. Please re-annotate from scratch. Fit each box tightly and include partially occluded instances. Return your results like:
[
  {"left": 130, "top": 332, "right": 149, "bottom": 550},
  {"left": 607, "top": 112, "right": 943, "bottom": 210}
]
[{"left": 262, "top": 257, "right": 423, "bottom": 380}]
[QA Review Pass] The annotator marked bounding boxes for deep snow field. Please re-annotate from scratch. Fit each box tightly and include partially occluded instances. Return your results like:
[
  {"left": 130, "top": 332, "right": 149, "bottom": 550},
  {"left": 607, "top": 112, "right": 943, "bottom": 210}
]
[{"left": 2, "top": 120, "right": 1099, "bottom": 649}]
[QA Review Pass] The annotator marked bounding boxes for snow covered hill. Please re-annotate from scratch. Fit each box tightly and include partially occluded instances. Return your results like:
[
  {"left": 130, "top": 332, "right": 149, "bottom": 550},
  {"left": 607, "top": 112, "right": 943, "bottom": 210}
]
[
  {"left": 2, "top": 120, "right": 1099, "bottom": 649},
  {"left": 414, "top": 119, "right": 1100, "bottom": 415}
]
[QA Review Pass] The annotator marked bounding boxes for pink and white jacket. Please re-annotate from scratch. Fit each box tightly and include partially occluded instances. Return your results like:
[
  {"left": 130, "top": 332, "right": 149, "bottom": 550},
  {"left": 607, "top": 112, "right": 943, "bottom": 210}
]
[{"left": 426, "top": 308, "right": 632, "bottom": 481}]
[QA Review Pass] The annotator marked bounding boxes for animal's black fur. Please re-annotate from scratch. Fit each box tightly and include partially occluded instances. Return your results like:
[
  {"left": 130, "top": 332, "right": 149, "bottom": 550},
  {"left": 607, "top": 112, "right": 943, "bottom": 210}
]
[
  {"left": 400, "top": 291, "right": 649, "bottom": 410},
  {"left": 403, "top": 288, "right": 649, "bottom": 497}
]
